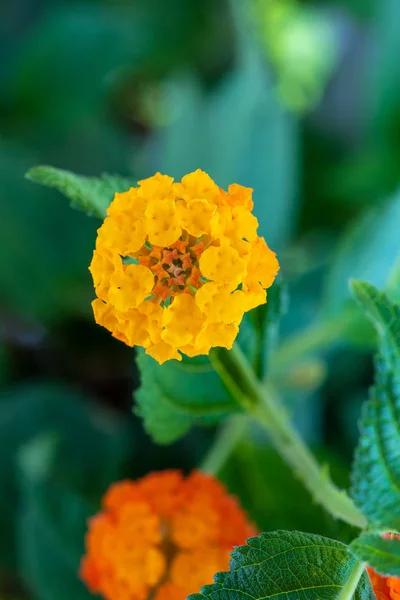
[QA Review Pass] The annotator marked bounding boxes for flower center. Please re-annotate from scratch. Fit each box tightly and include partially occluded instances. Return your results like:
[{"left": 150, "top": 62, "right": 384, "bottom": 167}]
[{"left": 134, "top": 236, "right": 207, "bottom": 304}]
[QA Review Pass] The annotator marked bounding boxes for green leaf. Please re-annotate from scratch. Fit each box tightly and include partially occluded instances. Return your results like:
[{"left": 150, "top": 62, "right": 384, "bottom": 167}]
[
  {"left": 135, "top": 350, "right": 240, "bottom": 445},
  {"left": 0, "top": 144, "right": 97, "bottom": 322},
  {"left": 151, "top": 32, "right": 298, "bottom": 251},
  {"left": 188, "top": 530, "right": 373, "bottom": 600},
  {"left": 351, "top": 280, "right": 400, "bottom": 367},
  {"left": 322, "top": 192, "right": 400, "bottom": 329},
  {"left": 17, "top": 436, "right": 94, "bottom": 600},
  {"left": 367, "top": 0, "right": 400, "bottom": 140},
  {"left": 26, "top": 165, "right": 136, "bottom": 219},
  {"left": 0, "top": 382, "right": 130, "bottom": 569},
  {"left": 351, "top": 355, "right": 400, "bottom": 530},
  {"left": 351, "top": 532, "right": 400, "bottom": 578},
  {"left": 350, "top": 282, "right": 400, "bottom": 530}
]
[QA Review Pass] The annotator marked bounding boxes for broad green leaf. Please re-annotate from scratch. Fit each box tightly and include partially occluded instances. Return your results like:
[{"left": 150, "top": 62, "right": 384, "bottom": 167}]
[
  {"left": 350, "top": 282, "right": 400, "bottom": 530},
  {"left": 135, "top": 350, "right": 241, "bottom": 445},
  {"left": 26, "top": 165, "right": 135, "bottom": 219},
  {"left": 351, "top": 532, "right": 400, "bottom": 578},
  {"left": 17, "top": 436, "right": 94, "bottom": 600},
  {"left": 188, "top": 530, "right": 373, "bottom": 600},
  {"left": 0, "top": 382, "right": 130, "bottom": 569}
]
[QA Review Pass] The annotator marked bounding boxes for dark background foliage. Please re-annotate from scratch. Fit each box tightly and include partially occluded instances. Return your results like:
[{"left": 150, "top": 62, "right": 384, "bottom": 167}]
[{"left": 0, "top": 0, "right": 399, "bottom": 597}]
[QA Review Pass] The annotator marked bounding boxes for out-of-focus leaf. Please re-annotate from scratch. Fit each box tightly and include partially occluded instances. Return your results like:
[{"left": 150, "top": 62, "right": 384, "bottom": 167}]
[
  {"left": 189, "top": 530, "right": 373, "bottom": 600},
  {"left": 17, "top": 436, "right": 93, "bottom": 600},
  {"left": 321, "top": 189, "right": 400, "bottom": 341},
  {"left": 0, "top": 144, "right": 97, "bottom": 321},
  {"left": 148, "top": 39, "right": 298, "bottom": 250},
  {"left": 368, "top": 0, "right": 400, "bottom": 140},
  {"left": 3, "top": 3, "right": 208, "bottom": 132},
  {"left": 135, "top": 350, "right": 241, "bottom": 445},
  {"left": 351, "top": 282, "right": 400, "bottom": 530},
  {"left": 253, "top": 0, "right": 339, "bottom": 112},
  {"left": 26, "top": 166, "right": 136, "bottom": 219},
  {"left": 0, "top": 344, "right": 7, "bottom": 387},
  {"left": 351, "top": 532, "right": 400, "bottom": 578},
  {"left": 0, "top": 382, "right": 130, "bottom": 569}
]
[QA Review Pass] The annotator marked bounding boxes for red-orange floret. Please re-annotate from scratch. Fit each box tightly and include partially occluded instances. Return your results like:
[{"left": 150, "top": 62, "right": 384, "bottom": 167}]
[
  {"left": 367, "top": 534, "right": 400, "bottom": 600},
  {"left": 80, "top": 470, "right": 256, "bottom": 600}
]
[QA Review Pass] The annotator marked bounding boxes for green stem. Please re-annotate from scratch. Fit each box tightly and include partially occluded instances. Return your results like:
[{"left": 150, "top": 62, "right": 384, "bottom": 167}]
[
  {"left": 210, "top": 344, "right": 367, "bottom": 529},
  {"left": 336, "top": 560, "right": 367, "bottom": 600},
  {"left": 200, "top": 416, "right": 248, "bottom": 475}
]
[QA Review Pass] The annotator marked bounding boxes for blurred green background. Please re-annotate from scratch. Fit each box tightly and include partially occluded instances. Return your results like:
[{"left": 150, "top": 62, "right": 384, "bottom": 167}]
[{"left": 1, "top": 0, "right": 400, "bottom": 598}]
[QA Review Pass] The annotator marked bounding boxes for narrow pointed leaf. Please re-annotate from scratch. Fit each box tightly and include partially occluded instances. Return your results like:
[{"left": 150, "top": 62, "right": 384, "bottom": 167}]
[
  {"left": 351, "top": 281, "right": 400, "bottom": 529},
  {"left": 25, "top": 165, "right": 136, "bottom": 219}
]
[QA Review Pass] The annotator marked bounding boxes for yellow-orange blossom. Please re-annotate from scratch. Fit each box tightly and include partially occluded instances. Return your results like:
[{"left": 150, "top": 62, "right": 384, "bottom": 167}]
[{"left": 90, "top": 170, "right": 279, "bottom": 363}]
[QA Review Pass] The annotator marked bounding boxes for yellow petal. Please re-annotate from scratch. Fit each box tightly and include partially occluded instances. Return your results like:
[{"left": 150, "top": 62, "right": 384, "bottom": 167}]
[
  {"left": 138, "top": 173, "right": 175, "bottom": 202},
  {"left": 195, "top": 283, "right": 246, "bottom": 324},
  {"left": 199, "top": 242, "right": 245, "bottom": 290},
  {"left": 177, "top": 199, "right": 216, "bottom": 237},
  {"left": 108, "top": 264, "right": 154, "bottom": 312},
  {"left": 145, "top": 198, "right": 181, "bottom": 247},
  {"left": 246, "top": 237, "right": 280, "bottom": 289},
  {"left": 196, "top": 322, "right": 239, "bottom": 352},
  {"left": 227, "top": 183, "right": 254, "bottom": 210},
  {"left": 162, "top": 295, "right": 205, "bottom": 347},
  {"left": 145, "top": 341, "right": 182, "bottom": 364},
  {"left": 180, "top": 170, "right": 220, "bottom": 203}
]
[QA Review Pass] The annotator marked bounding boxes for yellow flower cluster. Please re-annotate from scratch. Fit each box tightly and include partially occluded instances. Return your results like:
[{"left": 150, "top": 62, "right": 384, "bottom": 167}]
[{"left": 90, "top": 170, "right": 279, "bottom": 363}]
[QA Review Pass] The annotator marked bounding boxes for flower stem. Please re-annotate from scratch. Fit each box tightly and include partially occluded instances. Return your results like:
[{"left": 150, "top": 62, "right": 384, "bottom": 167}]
[
  {"left": 200, "top": 416, "right": 248, "bottom": 475},
  {"left": 210, "top": 344, "right": 367, "bottom": 530},
  {"left": 336, "top": 560, "right": 367, "bottom": 600}
]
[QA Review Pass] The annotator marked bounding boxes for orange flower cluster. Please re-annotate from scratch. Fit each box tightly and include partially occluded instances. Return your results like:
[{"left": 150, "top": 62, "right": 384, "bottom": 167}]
[
  {"left": 80, "top": 470, "right": 256, "bottom": 600},
  {"left": 89, "top": 170, "right": 279, "bottom": 363},
  {"left": 368, "top": 568, "right": 400, "bottom": 600}
]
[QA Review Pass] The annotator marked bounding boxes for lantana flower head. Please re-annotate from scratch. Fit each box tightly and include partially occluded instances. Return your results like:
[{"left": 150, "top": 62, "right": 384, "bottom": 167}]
[
  {"left": 90, "top": 170, "right": 279, "bottom": 363},
  {"left": 80, "top": 470, "right": 256, "bottom": 600}
]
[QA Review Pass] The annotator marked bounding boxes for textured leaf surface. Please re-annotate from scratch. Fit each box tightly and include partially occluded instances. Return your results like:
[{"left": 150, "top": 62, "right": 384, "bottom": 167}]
[
  {"left": 26, "top": 165, "right": 136, "bottom": 218},
  {"left": 351, "top": 532, "right": 400, "bottom": 578},
  {"left": 188, "top": 530, "right": 373, "bottom": 600},
  {"left": 135, "top": 350, "right": 241, "bottom": 444},
  {"left": 351, "top": 281, "right": 400, "bottom": 529},
  {"left": 351, "top": 280, "right": 400, "bottom": 367}
]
